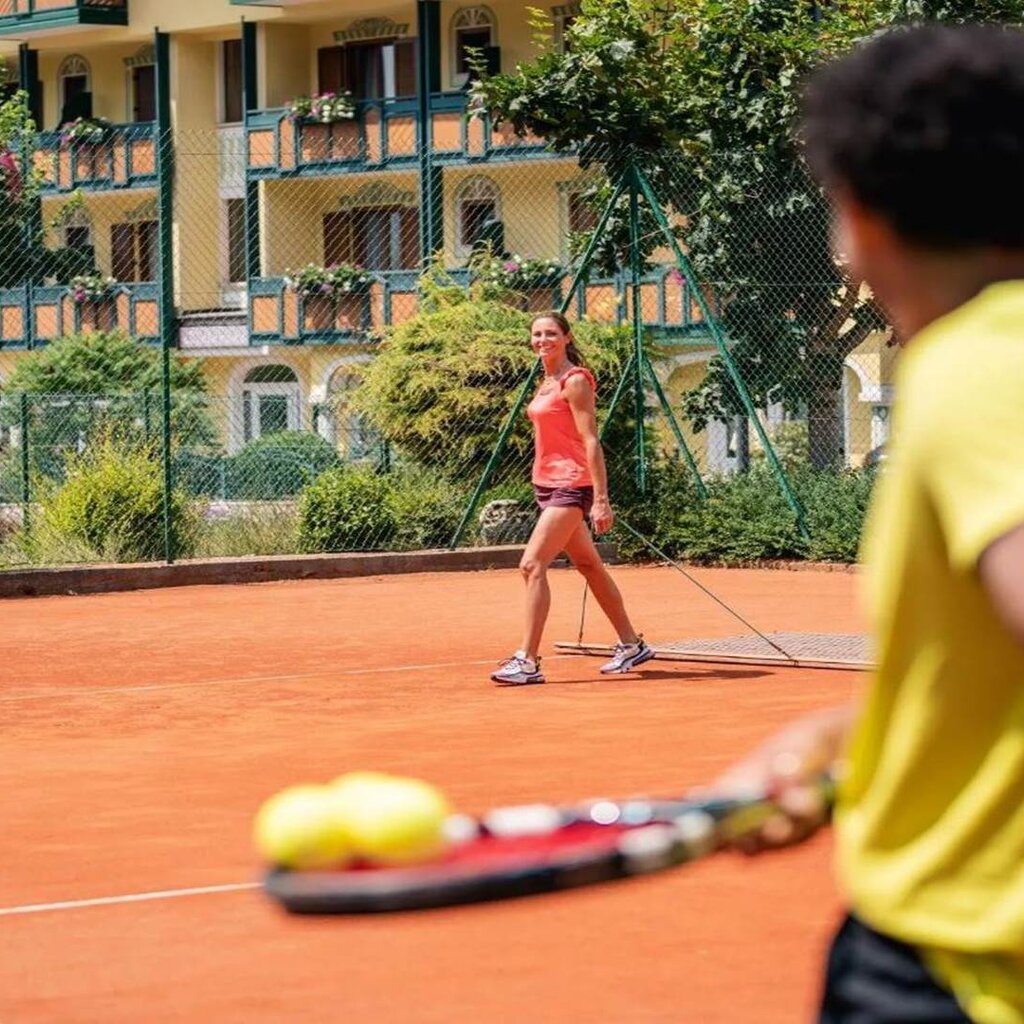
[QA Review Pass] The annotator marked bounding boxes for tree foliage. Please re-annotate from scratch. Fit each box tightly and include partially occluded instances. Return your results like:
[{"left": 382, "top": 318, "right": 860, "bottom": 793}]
[
  {"left": 474, "top": 0, "right": 1024, "bottom": 468},
  {"left": 0, "top": 332, "right": 214, "bottom": 474},
  {"left": 352, "top": 269, "right": 635, "bottom": 480}
]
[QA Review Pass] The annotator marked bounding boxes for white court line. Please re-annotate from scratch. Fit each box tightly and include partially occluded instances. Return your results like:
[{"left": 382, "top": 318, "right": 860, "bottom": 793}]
[
  {"left": 2, "top": 655, "right": 573, "bottom": 704},
  {"left": 0, "top": 882, "right": 261, "bottom": 917}
]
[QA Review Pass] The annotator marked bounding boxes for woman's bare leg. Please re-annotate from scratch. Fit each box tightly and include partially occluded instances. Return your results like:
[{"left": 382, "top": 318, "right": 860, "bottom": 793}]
[
  {"left": 518, "top": 506, "right": 585, "bottom": 659},
  {"left": 563, "top": 521, "right": 640, "bottom": 644}
]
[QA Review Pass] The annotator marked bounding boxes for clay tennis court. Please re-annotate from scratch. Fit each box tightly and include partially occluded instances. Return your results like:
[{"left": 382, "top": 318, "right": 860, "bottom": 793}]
[{"left": 1, "top": 563, "right": 864, "bottom": 1023}]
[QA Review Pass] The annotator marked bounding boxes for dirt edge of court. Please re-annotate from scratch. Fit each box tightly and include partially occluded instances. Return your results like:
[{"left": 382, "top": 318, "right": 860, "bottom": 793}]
[{"left": 0, "top": 547, "right": 856, "bottom": 600}]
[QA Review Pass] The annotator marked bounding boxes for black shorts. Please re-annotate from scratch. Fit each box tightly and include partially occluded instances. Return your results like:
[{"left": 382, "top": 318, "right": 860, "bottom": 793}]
[
  {"left": 533, "top": 485, "right": 594, "bottom": 517},
  {"left": 819, "top": 915, "right": 971, "bottom": 1023}
]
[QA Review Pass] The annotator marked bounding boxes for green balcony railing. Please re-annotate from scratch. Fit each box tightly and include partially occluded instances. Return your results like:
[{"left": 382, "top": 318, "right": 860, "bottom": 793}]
[
  {"left": 34, "top": 122, "right": 158, "bottom": 195},
  {"left": 245, "top": 94, "right": 553, "bottom": 179},
  {"left": 0, "top": 0, "right": 127, "bottom": 35},
  {"left": 242, "top": 268, "right": 713, "bottom": 346},
  {"left": 0, "top": 282, "right": 161, "bottom": 350}
]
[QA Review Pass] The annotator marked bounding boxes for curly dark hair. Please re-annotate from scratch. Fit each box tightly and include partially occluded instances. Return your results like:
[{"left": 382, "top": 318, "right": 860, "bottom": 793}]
[{"left": 801, "top": 24, "right": 1024, "bottom": 248}]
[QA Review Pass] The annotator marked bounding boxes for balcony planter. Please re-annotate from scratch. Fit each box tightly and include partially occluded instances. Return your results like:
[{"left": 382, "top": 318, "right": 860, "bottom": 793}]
[
  {"left": 69, "top": 273, "right": 117, "bottom": 331},
  {"left": 285, "top": 263, "right": 372, "bottom": 333}
]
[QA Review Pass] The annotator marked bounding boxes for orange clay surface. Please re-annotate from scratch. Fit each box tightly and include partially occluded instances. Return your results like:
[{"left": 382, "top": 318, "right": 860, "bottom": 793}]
[{"left": 0, "top": 564, "right": 865, "bottom": 1023}]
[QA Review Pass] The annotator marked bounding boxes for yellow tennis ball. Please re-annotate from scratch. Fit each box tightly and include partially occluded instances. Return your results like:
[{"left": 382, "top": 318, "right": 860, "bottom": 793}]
[
  {"left": 253, "top": 784, "right": 352, "bottom": 870},
  {"left": 331, "top": 775, "right": 451, "bottom": 866}
]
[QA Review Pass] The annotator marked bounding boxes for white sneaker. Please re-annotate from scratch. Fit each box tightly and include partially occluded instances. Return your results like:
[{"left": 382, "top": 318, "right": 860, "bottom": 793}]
[
  {"left": 600, "top": 638, "right": 655, "bottom": 674},
  {"left": 492, "top": 652, "right": 545, "bottom": 686}
]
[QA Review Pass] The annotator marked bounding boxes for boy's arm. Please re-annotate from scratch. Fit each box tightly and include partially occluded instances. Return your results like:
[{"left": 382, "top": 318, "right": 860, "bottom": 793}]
[{"left": 979, "top": 522, "right": 1024, "bottom": 646}]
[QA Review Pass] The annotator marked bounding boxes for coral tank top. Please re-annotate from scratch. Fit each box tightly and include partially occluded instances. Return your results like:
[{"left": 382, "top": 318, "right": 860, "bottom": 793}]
[{"left": 526, "top": 367, "right": 596, "bottom": 487}]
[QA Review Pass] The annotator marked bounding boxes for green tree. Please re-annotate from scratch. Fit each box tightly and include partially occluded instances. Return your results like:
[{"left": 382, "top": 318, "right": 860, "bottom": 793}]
[
  {"left": 0, "top": 86, "right": 92, "bottom": 286},
  {"left": 0, "top": 331, "right": 214, "bottom": 477},
  {"left": 351, "top": 270, "right": 634, "bottom": 482},
  {"left": 474, "top": 0, "right": 1024, "bottom": 468}
]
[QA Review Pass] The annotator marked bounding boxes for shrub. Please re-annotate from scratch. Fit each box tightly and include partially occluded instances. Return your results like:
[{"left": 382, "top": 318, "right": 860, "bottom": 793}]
[
  {"left": 389, "top": 468, "right": 466, "bottom": 551},
  {"left": 297, "top": 465, "right": 395, "bottom": 553},
  {"left": 610, "top": 461, "right": 875, "bottom": 566},
  {"left": 40, "top": 437, "right": 197, "bottom": 561},
  {"left": 228, "top": 431, "right": 340, "bottom": 500},
  {"left": 800, "top": 467, "right": 875, "bottom": 563},
  {"left": 351, "top": 278, "right": 633, "bottom": 481}
]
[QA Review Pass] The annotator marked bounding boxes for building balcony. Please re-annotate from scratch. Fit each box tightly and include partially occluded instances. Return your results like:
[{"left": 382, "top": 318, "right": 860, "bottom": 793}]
[
  {"left": 0, "top": 281, "right": 160, "bottom": 350},
  {"left": 34, "top": 122, "right": 158, "bottom": 195},
  {"left": 239, "top": 267, "right": 712, "bottom": 346},
  {"left": 245, "top": 94, "right": 551, "bottom": 180},
  {"left": 246, "top": 272, "right": 421, "bottom": 345},
  {"left": 0, "top": 0, "right": 127, "bottom": 37}
]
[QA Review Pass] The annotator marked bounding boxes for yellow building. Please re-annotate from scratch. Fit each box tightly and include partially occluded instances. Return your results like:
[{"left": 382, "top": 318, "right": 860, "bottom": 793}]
[{"left": 0, "top": 0, "right": 891, "bottom": 467}]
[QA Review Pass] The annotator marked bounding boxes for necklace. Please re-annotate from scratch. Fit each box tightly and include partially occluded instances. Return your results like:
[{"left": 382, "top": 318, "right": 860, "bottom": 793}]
[{"left": 542, "top": 362, "right": 572, "bottom": 385}]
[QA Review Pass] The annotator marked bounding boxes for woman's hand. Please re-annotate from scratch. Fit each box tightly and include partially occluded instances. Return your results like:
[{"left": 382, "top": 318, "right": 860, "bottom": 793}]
[{"left": 591, "top": 496, "right": 614, "bottom": 535}]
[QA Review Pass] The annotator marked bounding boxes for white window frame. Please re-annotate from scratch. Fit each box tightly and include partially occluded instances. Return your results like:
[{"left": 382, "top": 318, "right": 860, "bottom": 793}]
[
  {"left": 242, "top": 382, "right": 301, "bottom": 445},
  {"left": 217, "top": 38, "right": 244, "bottom": 127},
  {"left": 454, "top": 174, "right": 500, "bottom": 258},
  {"left": 450, "top": 6, "right": 496, "bottom": 88},
  {"left": 58, "top": 54, "right": 91, "bottom": 117}
]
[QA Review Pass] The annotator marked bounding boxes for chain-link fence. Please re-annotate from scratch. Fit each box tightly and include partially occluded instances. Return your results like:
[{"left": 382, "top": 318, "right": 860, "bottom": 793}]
[{"left": 0, "top": 120, "right": 887, "bottom": 570}]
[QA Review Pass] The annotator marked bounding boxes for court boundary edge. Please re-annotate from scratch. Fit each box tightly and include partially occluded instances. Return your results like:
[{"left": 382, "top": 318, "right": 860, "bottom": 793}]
[{"left": 0, "top": 544, "right": 609, "bottom": 600}]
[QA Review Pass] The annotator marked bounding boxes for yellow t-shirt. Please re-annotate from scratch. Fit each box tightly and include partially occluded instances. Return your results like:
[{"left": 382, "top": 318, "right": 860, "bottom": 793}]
[{"left": 838, "top": 280, "right": 1024, "bottom": 1024}]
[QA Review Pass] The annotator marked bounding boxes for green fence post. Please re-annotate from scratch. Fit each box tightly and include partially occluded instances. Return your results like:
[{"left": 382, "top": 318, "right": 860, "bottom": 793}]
[
  {"left": 626, "top": 169, "right": 647, "bottom": 493},
  {"left": 155, "top": 30, "right": 176, "bottom": 563},
  {"left": 633, "top": 166, "right": 810, "bottom": 540},
  {"left": 19, "top": 393, "right": 30, "bottom": 533},
  {"left": 642, "top": 357, "right": 708, "bottom": 498}
]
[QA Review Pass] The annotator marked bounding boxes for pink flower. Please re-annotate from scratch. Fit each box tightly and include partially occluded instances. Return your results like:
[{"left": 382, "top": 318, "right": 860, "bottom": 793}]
[{"left": 503, "top": 261, "right": 519, "bottom": 273}]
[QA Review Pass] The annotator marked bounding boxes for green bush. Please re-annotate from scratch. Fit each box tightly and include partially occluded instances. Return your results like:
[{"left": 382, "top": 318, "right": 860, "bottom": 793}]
[
  {"left": 228, "top": 431, "right": 340, "bottom": 500},
  {"left": 800, "top": 467, "right": 875, "bottom": 562},
  {"left": 609, "top": 460, "right": 875, "bottom": 566},
  {"left": 41, "top": 437, "right": 197, "bottom": 561},
  {"left": 297, "top": 465, "right": 396, "bottom": 553},
  {"left": 389, "top": 468, "right": 467, "bottom": 551}
]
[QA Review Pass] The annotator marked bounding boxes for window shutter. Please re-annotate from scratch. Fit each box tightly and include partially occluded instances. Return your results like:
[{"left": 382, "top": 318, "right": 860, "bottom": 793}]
[
  {"left": 111, "top": 223, "right": 134, "bottom": 282},
  {"left": 323, "top": 211, "right": 355, "bottom": 267},
  {"left": 399, "top": 207, "right": 420, "bottom": 269}
]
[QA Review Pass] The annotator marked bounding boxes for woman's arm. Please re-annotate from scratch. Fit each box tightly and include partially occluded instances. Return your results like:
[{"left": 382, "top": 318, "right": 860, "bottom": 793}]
[{"left": 565, "top": 375, "right": 613, "bottom": 535}]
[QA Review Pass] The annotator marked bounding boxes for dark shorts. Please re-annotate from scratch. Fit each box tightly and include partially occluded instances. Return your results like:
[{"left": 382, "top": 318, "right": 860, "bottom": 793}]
[
  {"left": 819, "top": 915, "right": 971, "bottom": 1023},
  {"left": 533, "top": 484, "right": 594, "bottom": 516}
]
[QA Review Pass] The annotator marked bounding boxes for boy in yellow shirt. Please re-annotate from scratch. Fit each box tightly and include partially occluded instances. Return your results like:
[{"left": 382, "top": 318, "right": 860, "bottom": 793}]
[{"left": 716, "top": 24, "right": 1024, "bottom": 1024}]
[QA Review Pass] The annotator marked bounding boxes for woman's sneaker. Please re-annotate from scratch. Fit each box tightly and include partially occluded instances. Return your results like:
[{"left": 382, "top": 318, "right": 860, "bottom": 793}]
[
  {"left": 492, "top": 653, "right": 545, "bottom": 686},
  {"left": 600, "top": 638, "right": 655, "bottom": 674}
]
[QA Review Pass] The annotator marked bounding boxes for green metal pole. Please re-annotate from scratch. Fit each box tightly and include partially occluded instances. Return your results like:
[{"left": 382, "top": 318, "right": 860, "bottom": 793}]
[
  {"left": 642, "top": 355, "right": 708, "bottom": 498},
  {"left": 633, "top": 167, "right": 809, "bottom": 539},
  {"left": 598, "top": 351, "right": 635, "bottom": 442},
  {"left": 448, "top": 171, "right": 632, "bottom": 548},
  {"left": 155, "top": 30, "right": 176, "bottom": 563},
  {"left": 19, "top": 393, "right": 30, "bottom": 533},
  {"left": 448, "top": 362, "right": 540, "bottom": 548},
  {"left": 626, "top": 169, "right": 647, "bottom": 493}
]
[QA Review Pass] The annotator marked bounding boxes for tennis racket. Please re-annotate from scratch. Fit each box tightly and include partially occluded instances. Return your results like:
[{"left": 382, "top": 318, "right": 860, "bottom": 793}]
[{"left": 263, "top": 776, "right": 833, "bottom": 915}]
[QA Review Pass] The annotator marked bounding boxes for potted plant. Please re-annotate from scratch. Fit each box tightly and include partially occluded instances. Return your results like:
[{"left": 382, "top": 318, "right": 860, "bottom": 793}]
[
  {"left": 286, "top": 92, "right": 356, "bottom": 124},
  {"left": 470, "top": 252, "right": 563, "bottom": 306},
  {"left": 284, "top": 263, "right": 373, "bottom": 331},
  {"left": 69, "top": 271, "right": 118, "bottom": 330},
  {"left": 60, "top": 117, "right": 113, "bottom": 146}
]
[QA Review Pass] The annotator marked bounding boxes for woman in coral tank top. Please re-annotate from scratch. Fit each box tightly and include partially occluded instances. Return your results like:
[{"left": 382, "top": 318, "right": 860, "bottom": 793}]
[{"left": 491, "top": 312, "right": 653, "bottom": 686}]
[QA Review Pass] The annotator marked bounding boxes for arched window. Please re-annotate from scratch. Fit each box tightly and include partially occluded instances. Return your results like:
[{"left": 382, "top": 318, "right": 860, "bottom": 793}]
[
  {"left": 58, "top": 55, "right": 92, "bottom": 125},
  {"left": 62, "top": 206, "right": 93, "bottom": 251},
  {"left": 241, "top": 364, "right": 301, "bottom": 444},
  {"left": 454, "top": 175, "right": 500, "bottom": 257},
  {"left": 451, "top": 6, "right": 496, "bottom": 86},
  {"left": 318, "top": 364, "right": 379, "bottom": 460}
]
